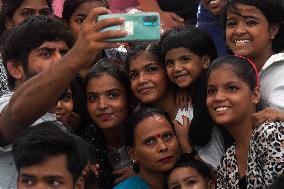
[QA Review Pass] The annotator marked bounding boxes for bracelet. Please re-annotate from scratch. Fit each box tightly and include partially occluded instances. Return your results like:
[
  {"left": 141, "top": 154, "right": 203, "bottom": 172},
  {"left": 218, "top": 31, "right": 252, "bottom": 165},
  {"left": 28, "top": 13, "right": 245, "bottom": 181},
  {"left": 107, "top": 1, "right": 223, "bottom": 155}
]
[
  {"left": 188, "top": 147, "right": 197, "bottom": 159},
  {"left": 180, "top": 147, "right": 197, "bottom": 161}
]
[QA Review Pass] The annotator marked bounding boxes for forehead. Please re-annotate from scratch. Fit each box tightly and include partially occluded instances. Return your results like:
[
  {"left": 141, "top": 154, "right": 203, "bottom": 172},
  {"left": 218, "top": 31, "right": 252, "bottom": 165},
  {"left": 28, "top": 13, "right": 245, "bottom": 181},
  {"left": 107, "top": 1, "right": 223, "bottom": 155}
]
[
  {"left": 34, "top": 40, "right": 69, "bottom": 51},
  {"left": 73, "top": 1, "right": 105, "bottom": 15},
  {"left": 227, "top": 3, "right": 265, "bottom": 19},
  {"left": 87, "top": 74, "right": 124, "bottom": 91},
  {"left": 135, "top": 114, "right": 173, "bottom": 138},
  {"left": 18, "top": 0, "right": 49, "bottom": 9},
  {"left": 19, "top": 154, "right": 71, "bottom": 178},
  {"left": 208, "top": 65, "right": 244, "bottom": 84},
  {"left": 165, "top": 47, "right": 192, "bottom": 58},
  {"left": 129, "top": 52, "right": 161, "bottom": 70}
]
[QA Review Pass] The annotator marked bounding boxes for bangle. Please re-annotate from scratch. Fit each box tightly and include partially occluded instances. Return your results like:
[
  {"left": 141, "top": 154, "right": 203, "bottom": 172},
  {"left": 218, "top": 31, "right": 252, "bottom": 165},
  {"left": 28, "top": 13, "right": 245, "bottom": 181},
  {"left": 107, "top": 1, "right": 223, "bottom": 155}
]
[
  {"left": 180, "top": 147, "right": 197, "bottom": 161},
  {"left": 188, "top": 147, "right": 197, "bottom": 159}
]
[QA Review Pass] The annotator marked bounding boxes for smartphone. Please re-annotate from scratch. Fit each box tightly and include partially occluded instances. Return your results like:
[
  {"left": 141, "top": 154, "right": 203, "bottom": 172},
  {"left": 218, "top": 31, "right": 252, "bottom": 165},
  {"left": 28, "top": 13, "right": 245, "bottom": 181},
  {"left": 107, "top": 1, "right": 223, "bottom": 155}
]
[{"left": 97, "top": 12, "right": 160, "bottom": 42}]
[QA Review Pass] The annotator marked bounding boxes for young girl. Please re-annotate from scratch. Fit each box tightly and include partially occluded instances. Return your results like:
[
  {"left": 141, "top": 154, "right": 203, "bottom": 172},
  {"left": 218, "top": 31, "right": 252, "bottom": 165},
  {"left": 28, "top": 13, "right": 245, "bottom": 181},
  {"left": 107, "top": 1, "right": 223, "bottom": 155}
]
[
  {"left": 206, "top": 55, "right": 284, "bottom": 189},
  {"left": 84, "top": 59, "right": 135, "bottom": 188},
  {"left": 114, "top": 107, "right": 181, "bottom": 189},
  {"left": 126, "top": 43, "right": 181, "bottom": 120},
  {"left": 62, "top": 0, "right": 107, "bottom": 40},
  {"left": 167, "top": 155, "right": 215, "bottom": 189},
  {"left": 224, "top": 0, "right": 284, "bottom": 110},
  {"left": 159, "top": 26, "right": 226, "bottom": 167}
]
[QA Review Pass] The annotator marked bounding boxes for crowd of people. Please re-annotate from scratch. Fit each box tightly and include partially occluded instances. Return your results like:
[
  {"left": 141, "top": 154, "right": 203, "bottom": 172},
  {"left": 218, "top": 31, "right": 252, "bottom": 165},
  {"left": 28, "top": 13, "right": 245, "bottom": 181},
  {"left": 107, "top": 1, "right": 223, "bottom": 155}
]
[{"left": 0, "top": 0, "right": 284, "bottom": 189}]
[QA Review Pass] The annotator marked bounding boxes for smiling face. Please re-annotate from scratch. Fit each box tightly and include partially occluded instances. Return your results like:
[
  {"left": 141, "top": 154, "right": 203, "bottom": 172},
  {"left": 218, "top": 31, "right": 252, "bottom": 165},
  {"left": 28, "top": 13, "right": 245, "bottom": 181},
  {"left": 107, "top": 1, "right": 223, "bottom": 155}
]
[
  {"left": 86, "top": 74, "right": 128, "bottom": 130},
  {"left": 201, "top": 0, "right": 227, "bottom": 16},
  {"left": 168, "top": 167, "right": 215, "bottom": 189},
  {"left": 129, "top": 114, "right": 180, "bottom": 174},
  {"left": 6, "top": 0, "right": 52, "bottom": 28},
  {"left": 68, "top": 1, "right": 105, "bottom": 39},
  {"left": 206, "top": 65, "right": 259, "bottom": 127},
  {"left": 165, "top": 47, "right": 208, "bottom": 88},
  {"left": 129, "top": 52, "right": 169, "bottom": 104},
  {"left": 225, "top": 3, "right": 278, "bottom": 63}
]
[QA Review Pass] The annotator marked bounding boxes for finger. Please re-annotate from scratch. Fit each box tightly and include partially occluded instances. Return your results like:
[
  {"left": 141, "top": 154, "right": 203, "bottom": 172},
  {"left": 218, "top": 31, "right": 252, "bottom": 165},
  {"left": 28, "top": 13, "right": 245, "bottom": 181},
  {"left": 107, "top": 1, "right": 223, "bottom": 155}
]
[
  {"left": 113, "top": 168, "right": 126, "bottom": 175},
  {"left": 90, "top": 164, "right": 100, "bottom": 176},
  {"left": 182, "top": 115, "right": 190, "bottom": 128},
  {"left": 94, "top": 29, "right": 128, "bottom": 41},
  {"left": 172, "top": 120, "right": 182, "bottom": 127},
  {"left": 84, "top": 7, "right": 110, "bottom": 25},
  {"left": 94, "top": 17, "right": 125, "bottom": 32},
  {"left": 114, "top": 174, "right": 128, "bottom": 184},
  {"left": 169, "top": 12, "right": 184, "bottom": 22}
]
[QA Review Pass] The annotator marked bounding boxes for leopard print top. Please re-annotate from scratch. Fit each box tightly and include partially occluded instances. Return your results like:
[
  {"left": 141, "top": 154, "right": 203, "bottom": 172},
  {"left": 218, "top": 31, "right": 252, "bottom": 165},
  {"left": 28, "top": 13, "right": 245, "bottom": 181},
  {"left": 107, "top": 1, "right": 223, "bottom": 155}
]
[
  {"left": 217, "top": 121, "right": 284, "bottom": 189},
  {"left": 247, "top": 121, "right": 284, "bottom": 189}
]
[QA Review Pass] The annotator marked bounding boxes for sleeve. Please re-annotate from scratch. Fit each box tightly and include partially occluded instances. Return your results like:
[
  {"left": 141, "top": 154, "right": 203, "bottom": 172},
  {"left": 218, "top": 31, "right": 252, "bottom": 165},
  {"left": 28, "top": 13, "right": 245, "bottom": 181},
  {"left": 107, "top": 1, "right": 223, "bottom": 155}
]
[{"left": 267, "top": 83, "right": 284, "bottom": 111}]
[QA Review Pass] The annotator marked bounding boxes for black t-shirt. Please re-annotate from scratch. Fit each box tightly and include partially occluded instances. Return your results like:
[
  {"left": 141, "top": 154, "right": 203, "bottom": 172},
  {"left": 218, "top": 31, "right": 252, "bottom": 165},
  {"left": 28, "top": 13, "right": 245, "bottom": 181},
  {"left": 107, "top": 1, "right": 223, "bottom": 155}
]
[{"left": 157, "top": 0, "right": 200, "bottom": 24}]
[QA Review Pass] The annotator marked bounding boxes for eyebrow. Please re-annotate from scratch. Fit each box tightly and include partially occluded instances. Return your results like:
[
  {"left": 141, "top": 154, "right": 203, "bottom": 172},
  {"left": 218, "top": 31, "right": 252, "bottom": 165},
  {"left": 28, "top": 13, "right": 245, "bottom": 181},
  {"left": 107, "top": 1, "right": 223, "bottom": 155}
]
[
  {"left": 20, "top": 173, "right": 64, "bottom": 179},
  {"left": 75, "top": 13, "right": 87, "bottom": 17},
  {"left": 87, "top": 88, "right": 121, "bottom": 95}
]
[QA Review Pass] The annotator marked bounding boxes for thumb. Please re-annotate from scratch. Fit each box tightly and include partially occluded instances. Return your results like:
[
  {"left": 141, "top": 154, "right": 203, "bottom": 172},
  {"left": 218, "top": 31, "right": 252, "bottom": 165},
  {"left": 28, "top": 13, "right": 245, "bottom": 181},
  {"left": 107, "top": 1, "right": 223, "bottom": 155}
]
[
  {"left": 182, "top": 115, "right": 190, "bottom": 127},
  {"left": 170, "top": 12, "right": 184, "bottom": 22}
]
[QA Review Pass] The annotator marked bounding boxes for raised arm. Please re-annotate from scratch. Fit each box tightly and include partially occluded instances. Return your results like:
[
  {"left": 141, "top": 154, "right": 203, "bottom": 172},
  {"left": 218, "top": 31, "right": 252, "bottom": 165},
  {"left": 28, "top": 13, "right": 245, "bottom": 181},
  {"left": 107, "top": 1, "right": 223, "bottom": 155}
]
[{"left": 0, "top": 7, "right": 127, "bottom": 143}]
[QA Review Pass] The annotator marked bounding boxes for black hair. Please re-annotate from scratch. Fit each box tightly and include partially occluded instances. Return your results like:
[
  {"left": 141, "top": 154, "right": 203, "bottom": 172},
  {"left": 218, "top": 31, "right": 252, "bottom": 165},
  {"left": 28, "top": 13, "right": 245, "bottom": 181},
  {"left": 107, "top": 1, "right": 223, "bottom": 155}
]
[
  {"left": 125, "top": 42, "right": 162, "bottom": 73},
  {"left": 223, "top": 0, "right": 284, "bottom": 53},
  {"left": 2, "top": 16, "right": 74, "bottom": 90},
  {"left": 62, "top": 0, "right": 108, "bottom": 22},
  {"left": 207, "top": 55, "right": 258, "bottom": 91},
  {"left": 125, "top": 106, "right": 174, "bottom": 147},
  {"left": 0, "top": 0, "right": 53, "bottom": 37},
  {"left": 85, "top": 58, "right": 131, "bottom": 98},
  {"left": 159, "top": 26, "right": 218, "bottom": 63},
  {"left": 265, "top": 173, "right": 284, "bottom": 189},
  {"left": 166, "top": 154, "right": 214, "bottom": 188},
  {"left": 12, "top": 121, "right": 89, "bottom": 183}
]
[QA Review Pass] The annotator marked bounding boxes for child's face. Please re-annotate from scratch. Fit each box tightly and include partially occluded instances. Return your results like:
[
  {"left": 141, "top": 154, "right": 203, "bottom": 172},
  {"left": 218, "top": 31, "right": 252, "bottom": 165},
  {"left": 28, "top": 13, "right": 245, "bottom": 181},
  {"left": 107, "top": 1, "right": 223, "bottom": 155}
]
[
  {"left": 168, "top": 167, "right": 215, "bottom": 189},
  {"left": 206, "top": 66, "right": 259, "bottom": 127},
  {"left": 165, "top": 47, "right": 208, "bottom": 88},
  {"left": 86, "top": 74, "right": 128, "bottom": 130},
  {"left": 68, "top": 1, "right": 105, "bottom": 39},
  {"left": 129, "top": 114, "right": 180, "bottom": 174},
  {"left": 50, "top": 87, "right": 73, "bottom": 124},
  {"left": 129, "top": 52, "right": 169, "bottom": 104},
  {"left": 202, "top": 0, "right": 227, "bottom": 16},
  {"left": 226, "top": 3, "right": 278, "bottom": 63}
]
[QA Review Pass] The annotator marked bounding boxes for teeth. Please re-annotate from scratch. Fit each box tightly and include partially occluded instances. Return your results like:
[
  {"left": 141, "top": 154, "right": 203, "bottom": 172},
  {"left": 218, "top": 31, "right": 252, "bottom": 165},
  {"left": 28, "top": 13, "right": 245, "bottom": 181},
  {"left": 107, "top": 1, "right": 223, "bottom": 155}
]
[
  {"left": 210, "top": 0, "right": 220, "bottom": 5},
  {"left": 215, "top": 107, "right": 229, "bottom": 112},
  {"left": 235, "top": 40, "right": 249, "bottom": 46}
]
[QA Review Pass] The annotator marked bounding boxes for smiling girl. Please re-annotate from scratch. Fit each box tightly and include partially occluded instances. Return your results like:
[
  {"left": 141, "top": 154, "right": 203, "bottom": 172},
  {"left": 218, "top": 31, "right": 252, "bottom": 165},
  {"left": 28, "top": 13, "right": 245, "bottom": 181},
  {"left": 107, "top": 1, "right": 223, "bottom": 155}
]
[
  {"left": 206, "top": 55, "right": 284, "bottom": 189},
  {"left": 85, "top": 59, "right": 135, "bottom": 188},
  {"left": 224, "top": 0, "right": 284, "bottom": 110}
]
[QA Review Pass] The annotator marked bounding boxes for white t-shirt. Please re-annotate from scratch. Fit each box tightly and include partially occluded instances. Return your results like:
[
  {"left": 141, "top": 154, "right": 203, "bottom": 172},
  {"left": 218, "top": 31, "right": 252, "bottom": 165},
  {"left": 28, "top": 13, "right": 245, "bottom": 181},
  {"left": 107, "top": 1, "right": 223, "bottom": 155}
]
[
  {"left": 260, "top": 53, "right": 284, "bottom": 111},
  {"left": 175, "top": 106, "right": 225, "bottom": 169},
  {"left": 0, "top": 93, "right": 56, "bottom": 189}
]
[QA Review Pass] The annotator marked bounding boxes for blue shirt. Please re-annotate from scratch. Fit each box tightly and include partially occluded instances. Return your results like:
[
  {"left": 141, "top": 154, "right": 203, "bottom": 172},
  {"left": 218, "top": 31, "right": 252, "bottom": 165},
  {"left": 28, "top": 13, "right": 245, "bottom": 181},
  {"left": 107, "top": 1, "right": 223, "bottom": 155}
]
[
  {"left": 196, "top": 2, "right": 227, "bottom": 56},
  {"left": 113, "top": 176, "right": 150, "bottom": 189}
]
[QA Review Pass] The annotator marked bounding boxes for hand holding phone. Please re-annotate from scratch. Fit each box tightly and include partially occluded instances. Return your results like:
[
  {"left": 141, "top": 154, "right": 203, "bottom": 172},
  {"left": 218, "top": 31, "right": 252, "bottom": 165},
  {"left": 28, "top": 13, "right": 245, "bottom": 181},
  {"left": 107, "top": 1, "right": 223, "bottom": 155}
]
[{"left": 97, "top": 12, "right": 160, "bottom": 42}]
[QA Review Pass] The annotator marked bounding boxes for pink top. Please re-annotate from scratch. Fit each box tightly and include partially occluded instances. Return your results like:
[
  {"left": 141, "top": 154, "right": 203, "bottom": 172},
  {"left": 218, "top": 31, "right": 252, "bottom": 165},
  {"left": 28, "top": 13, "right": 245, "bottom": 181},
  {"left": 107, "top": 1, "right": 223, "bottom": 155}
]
[
  {"left": 53, "top": 0, "right": 64, "bottom": 17},
  {"left": 109, "top": 0, "right": 139, "bottom": 13}
]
